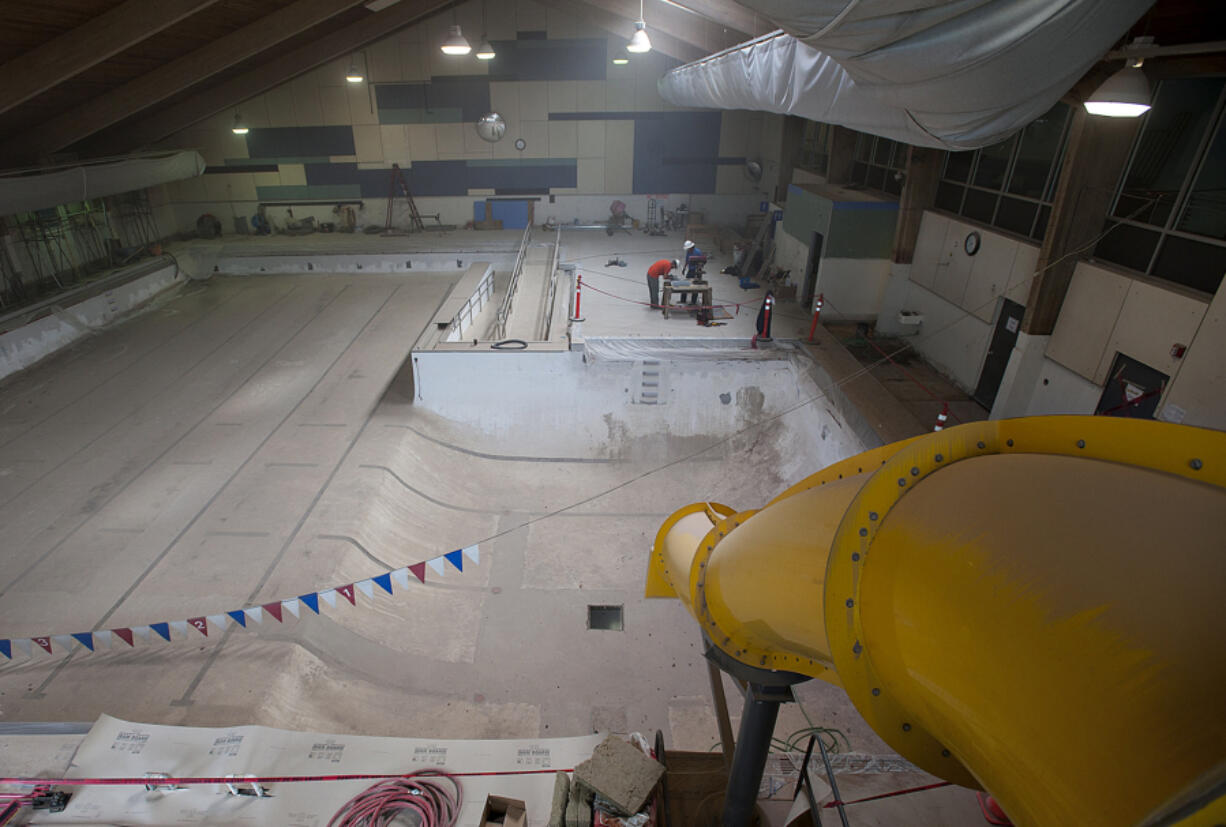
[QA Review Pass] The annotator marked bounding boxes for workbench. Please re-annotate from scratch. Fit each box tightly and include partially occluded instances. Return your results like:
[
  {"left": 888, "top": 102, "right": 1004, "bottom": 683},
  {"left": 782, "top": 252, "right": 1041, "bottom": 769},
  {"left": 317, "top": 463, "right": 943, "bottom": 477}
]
[{"left": 661, "top": 280, "right": 712, "bottom": 319}]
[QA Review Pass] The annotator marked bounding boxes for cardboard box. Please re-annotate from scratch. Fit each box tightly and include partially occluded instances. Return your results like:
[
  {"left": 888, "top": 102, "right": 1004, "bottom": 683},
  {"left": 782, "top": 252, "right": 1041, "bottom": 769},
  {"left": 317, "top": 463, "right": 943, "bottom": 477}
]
[{"left": 480, "top": 794, "right": 527, "bottom": 827}]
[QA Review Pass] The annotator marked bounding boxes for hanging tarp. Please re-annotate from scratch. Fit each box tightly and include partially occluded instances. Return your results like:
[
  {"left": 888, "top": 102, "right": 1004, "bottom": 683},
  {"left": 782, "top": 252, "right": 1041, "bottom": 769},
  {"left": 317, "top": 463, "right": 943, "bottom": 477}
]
[
  {"left": 658, "top": 0, "right": 1154, "bottom": 149},
  {"left": 0, "top": 150, "right": 205, "bottom": 216}
]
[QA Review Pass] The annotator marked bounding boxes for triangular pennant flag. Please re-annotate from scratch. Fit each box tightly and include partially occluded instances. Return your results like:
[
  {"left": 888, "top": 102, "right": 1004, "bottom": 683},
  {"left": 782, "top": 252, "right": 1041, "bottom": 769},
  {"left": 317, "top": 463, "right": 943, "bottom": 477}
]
[
  {"left": 372, "top": 573, "right": 393, "bottom": 595},
  {"left": 71, "top": 633, "right": 95, "bottom": 652},
  {"left": 170, "top": 621, "right": 189, "bottom": 638},
  {"left": 53, "top": 635, "right": 75, "bottom": 653},
  {"left": 337, "top": 584, "right": 356, "bottom": 605},
  {"left": 319, "top": 590, "right": 337, "bottom": 609},
  {"left": 299, "top": 593, "right": 319, "bottom": 615},
  {"left": 356, "top": 580, "right": 374, "bottom": 599},
  {"left": 14, "top": 639, "right": 32, "bottom": 657},
  {"left": 409, "top": 562, "right": 427, "bottom": 583},
  {"left": 190, "top": 618, "right": 211, "bottom": 636},
  {"left": 391, "top": 568, "right": 410, "bottom": 589},
  {"left": 262, "top": 602, "right": 283, "bottom": 622},
  {"left": 113, "top": 628, "right": 135, "bottom": 647},
  {"left": 426, "top": 557, "right": 446, "bottom": 577},
  {"left": 151, "top": 623, "right": 171, "bottom": 642},
  {"left": 244, "top": 607, "right": 263, "bottom": 624},
  {"left": 133, "top": 625, "right": 152, "bottom": 643},
  {"left": 0, "top": 639, "right": 10, "bottom": 659},
  {"left": 444, "top": 550, "right": 464, "bottom": 572},
  {"left": 228, "top": 610, "right": 248, "bottom": 628},
  {"left": 207, "top": 615, "right": 227, "bottom": 632},
  {"left": 33, "top": 636, "right": 53, "bottom": 654},
  {"left": 463, "top": 544, "right": 480, "bottom": 566},
  {"left": 94, "top": 630, "right": 112, "bottom": 650},
  {"left": 282, "top": 599, "right": 300, "bottom": 619}
]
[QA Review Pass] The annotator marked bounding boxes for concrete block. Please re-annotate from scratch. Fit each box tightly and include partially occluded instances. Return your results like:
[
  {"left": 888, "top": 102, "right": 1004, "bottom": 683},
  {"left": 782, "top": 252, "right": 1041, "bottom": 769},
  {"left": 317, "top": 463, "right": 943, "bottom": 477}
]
[
  {"left": 550, "top": 771, "right": 570, "bottom": 827},
  {"left": 572, "top": 735, "right": 663, "bottom": 816},
  {"left": 565, "top": 778, "right": 592, "bottom": 827}
]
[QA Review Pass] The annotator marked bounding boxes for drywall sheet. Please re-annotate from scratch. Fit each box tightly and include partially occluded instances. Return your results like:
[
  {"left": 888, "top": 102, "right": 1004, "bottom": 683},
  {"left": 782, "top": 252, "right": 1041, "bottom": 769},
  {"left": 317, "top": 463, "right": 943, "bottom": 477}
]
[{"left": 38, "top": 715, "right": 603, "bottom": 826}]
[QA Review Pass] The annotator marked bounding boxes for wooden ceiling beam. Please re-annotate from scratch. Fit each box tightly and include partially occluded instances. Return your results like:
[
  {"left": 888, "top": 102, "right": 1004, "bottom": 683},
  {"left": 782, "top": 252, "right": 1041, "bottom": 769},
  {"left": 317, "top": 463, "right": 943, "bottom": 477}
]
[
  {"left": 1, "top": 0, "right": 371, "bottom": 164},
  {"left": 0, "top": 0, "right": 222, "bottom": 116},
  {"left": 85, "top": 0, "right": 455, "bottom": 156},
  {"left": 652, "top": 0, "right": 772, "bottom": 37}
]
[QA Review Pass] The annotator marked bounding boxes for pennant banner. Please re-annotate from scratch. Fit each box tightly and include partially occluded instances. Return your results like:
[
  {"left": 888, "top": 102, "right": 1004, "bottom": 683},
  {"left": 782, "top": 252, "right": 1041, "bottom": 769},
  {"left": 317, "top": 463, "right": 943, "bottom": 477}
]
[{"left": 0, "top": 543, "right": 481, "bottom": 664}]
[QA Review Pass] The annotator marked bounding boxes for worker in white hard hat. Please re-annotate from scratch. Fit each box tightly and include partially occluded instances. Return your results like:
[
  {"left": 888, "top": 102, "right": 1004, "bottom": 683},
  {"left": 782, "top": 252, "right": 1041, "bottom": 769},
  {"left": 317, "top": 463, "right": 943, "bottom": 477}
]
[{"left": 681, "top": 240, "right": 706, "bottom": 305}]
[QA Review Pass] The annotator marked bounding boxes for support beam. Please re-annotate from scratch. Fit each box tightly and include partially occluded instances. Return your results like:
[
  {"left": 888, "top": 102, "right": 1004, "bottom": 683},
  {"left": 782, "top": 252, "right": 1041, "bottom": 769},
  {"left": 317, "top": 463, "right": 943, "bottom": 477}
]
[
  {"left": 893, "top": 146, "right": 943, "bottom": 263},
  {"left": 0, "top": 0, "right": 220, "bottom": 116},
  {"left": 775, "top": 115, "right": 806, "bottom": 203},
  {"left": 1022, "top": 108, "right": 1142, "bottom": 335},
  {"left": 651, "top": 0, "right": 772, "bottom": 38},
  {"left": 1, "top": 0, "right": 370, "bottom": 164},
  {"left": 537, "top": 0, "right": 706, "bottom": 63},
  {"left": 85, "top": 0, "right": 454, "bottom": 157},
  {"left": 825, "top": 125, "right": 857, "bottom": 186}
]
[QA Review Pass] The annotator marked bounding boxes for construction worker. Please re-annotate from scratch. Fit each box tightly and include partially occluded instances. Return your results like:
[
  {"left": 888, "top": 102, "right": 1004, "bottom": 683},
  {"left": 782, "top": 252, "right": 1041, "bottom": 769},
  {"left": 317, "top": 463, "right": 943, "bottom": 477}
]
[
  {"left": 682, "top": 240, "right": 706, "bottom": 304},
  {"left": 647, "top": 258, "right": 678, "bottom": 310}
]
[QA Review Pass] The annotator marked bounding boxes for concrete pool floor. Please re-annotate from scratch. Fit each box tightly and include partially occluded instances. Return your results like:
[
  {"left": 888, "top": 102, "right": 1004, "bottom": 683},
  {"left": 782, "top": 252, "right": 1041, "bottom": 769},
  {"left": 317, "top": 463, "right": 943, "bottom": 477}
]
[{"left": 0, "top": 230, "right": 983, "bottom": 824}]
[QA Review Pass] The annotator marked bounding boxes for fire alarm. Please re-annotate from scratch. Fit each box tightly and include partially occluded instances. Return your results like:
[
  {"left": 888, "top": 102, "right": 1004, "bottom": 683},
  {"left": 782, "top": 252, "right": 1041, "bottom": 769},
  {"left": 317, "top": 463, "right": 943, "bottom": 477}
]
[{"left": 1170, "top": 343, "right": 1187, "bottom": 358}]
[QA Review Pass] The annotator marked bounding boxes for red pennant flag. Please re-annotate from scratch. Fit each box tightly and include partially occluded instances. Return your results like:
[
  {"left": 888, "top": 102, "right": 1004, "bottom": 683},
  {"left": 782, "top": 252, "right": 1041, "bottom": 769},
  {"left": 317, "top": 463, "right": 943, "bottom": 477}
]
[
  {"left": 113, "top": 628, "right": 135, "bottom": 647},
  {"left": 188, "top": 617, "right": 208, "bottom": 636},
  {"left": 262, "top": 602, "right": 284, "bottom": 622},
  {"left": 34, "top": 636, "right": 53, "bottom": 654},
  {"left": 409, "top": 562, "right": 427, "bottom": 583},
  {"left": 337, "top": 584, "right": 356, "bottom": 605}
]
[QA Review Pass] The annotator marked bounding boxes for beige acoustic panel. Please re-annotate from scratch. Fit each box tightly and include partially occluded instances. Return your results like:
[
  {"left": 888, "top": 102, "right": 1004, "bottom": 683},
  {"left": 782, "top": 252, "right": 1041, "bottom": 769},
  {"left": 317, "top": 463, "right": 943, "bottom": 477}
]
[
  {"left": 962, "top": 231, "right": 1021, "bottom": 321},
  {"left": 577, "top": 119, "right": 605, "bottom": 160},
  {"left": 547, "top": 120, "right": 578, "bottom": 157},
  {"left": 366, "top": 36, "right": 402, "bottom": 83},
  {"left": 264, "top": 86, "right": 296, "bottom": 128},
  {"left": 1047, "top": 262, "right": 1129, "bottom": 382},
  {"left": 291, "top": 76, "right": 323, "bottom": 126},
  {"left": 381, "top": 125, "right": 411, "bottom": 163},
  {"left": 574, "top": 80, "right": 606, "bottom": 113},
  {"left": 909, "top": 211, "right": 950, "bottom": 291},
  {"left": 462, "top": 122, "right": 494, "bottom": 158},
  {"left": 1159, "top": 281, "right": 1226, "bottom": 430},
  {"left": 548, "top": 80, "right": 578, "bottom": 113},
  {"left": 1007, "top": 241, "right": 1040, "bottom": 306},
  {"left": 519, "top": 120, "right": 549, "bottom": 159},
  {"left": 577, "top": 157, "right": 604, "bottom": 194},
  {"left": 278, "top": 163, "right": 307, "bottom": 186},
  {"left": 490, "top": 82, "right": 519, "bottom": 122},
  {"left": 1097, "top": 277, "right": 1209, "bottom": 384},
  {"left": 320, "top": 87, "right": 350, "bottom": 126},
  {"left": 347, "top": 83, "right": 378, "bottom": 125},
  {"left": 932, "top": 218, "right": 974, "bottom": 305},
  {"left": 352, "top": 124, "right": 384, "bottom": 163},
  {"left": 434, "top": 123, "right": 464, "bottom": 160},
  {"left": 519, "top": 82, "right": 549, "bottom": 121}
]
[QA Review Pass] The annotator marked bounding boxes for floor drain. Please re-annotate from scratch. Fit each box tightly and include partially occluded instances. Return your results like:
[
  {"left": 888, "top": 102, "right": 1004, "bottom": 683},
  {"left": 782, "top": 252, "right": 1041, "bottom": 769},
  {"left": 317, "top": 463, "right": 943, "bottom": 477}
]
[{"left": 588, "top": 605, "right": 623, "bottom": 631}]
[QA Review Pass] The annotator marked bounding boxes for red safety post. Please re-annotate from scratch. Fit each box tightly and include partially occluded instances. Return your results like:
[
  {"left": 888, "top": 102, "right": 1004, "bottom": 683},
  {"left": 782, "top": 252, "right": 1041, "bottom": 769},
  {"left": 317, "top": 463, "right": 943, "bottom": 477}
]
[
  {"left": 808, "top": 293, "right": 824, "bottom": 341},
  {"left": 570, "top": 273, "right": 584, "bottom": 321},
  {"left": 933, "top": 402, "right": 950, "bottom": 431}
]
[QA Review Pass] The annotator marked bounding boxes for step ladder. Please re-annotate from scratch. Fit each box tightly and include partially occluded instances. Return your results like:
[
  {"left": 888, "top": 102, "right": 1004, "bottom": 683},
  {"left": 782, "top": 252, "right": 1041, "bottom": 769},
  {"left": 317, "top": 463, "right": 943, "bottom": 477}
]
[{"left": 385, "top": 163, "right": 425, "bottom": 233}]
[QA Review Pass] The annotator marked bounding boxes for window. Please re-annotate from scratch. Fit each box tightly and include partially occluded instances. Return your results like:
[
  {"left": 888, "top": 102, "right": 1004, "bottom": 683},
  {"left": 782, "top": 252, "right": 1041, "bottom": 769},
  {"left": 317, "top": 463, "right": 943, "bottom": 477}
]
[
  {"left": 850, "top": 134, "right": 906, "bottom": 195},
  {"left": 1095, "top": 77, "right": 1226, "bottom": 294},
  {"left": 936, "top": 103, "right": 1072, "bottom": 241}
]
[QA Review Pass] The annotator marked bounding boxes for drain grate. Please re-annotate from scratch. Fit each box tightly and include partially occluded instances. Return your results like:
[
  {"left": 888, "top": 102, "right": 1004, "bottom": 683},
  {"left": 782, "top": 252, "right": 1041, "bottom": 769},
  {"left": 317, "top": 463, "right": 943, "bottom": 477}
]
[{"left": 588, "top": 605, "right": 624, "bottom": 631}]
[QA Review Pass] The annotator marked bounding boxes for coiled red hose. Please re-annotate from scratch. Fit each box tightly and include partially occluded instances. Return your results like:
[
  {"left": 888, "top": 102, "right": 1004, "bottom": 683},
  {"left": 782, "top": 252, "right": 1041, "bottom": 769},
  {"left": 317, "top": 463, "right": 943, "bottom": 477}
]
[{"left": 327, "top": 770, "right": 461, "bottom": 827}]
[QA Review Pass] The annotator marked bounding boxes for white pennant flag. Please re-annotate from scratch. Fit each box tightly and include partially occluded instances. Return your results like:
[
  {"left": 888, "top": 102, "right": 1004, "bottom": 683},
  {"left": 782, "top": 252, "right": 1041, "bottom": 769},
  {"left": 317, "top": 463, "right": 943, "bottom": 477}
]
[
  {"left": 282, "top": 599, "right": 300, "bottom": 618},
  {"left": 318, "top": 589, "right": 337, "bottom": 609},
  {"left": 170, "top": 621, "right": 190, "bottom": 638},
  {"left": 52, "top": 635, "right": 75, "bottom": 653},
  {"left": 94, "top": 630, "right": 113, "bottom": 650},
  {"left": 207, "top": 615, "right": 227, "bottom": 631},
  {"left": 244, "top": 607, "right": 263, "bottom": 624},
  {"left": 426, "top": 557, "right": 446, "bottom": 577},
  {"left": 14, "top": 639, "right": 32, "bottom": 658},
  {"left": 463, "top": 544, "right": 480, "bottom": 565},
  {"left": 356, "top": 580, "right": 375, "bottom": 599},
  {"left": 133, "top": 626, "right": 152, "bottom": 643},
  {"left": 391, "top": 568, "right": 410, "bottom": 589}
]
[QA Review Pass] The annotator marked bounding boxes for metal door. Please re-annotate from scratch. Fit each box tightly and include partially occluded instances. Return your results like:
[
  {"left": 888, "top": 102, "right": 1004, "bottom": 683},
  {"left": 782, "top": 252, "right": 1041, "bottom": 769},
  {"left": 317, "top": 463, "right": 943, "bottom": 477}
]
[
  {"left": 973, "top": 298, "right": 1025, "bottom": 409},
  {"left": 802, "top": 231, "right": 823, "bottom": 307},
  {"left": 1095, "top": 353, "right": 1168, "bottom": 418}
]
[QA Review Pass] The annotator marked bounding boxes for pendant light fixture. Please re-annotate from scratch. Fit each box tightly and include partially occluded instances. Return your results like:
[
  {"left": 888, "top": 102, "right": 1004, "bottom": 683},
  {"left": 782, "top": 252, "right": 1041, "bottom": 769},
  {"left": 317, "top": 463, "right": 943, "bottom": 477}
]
[
  {"left": 626, "top": 0, "right": 651, "bottom": 54},
  {"left": 612, "top": 47, "right": 629, "bottom": 65},
  {"left": 345, "top": 53, "right": 365, "bottom": 83},
  {"left": 441, "top": 9, "right": 472, "bottom": 57},
  {"left": 1084, "top": 62, "right": 1151, "bottom": 118},
  {"left": 475, "top": 0, "right": 495, "bottom": 60},
  {"left": 231, "top": 112, "right": 249, "bottom": 135}
]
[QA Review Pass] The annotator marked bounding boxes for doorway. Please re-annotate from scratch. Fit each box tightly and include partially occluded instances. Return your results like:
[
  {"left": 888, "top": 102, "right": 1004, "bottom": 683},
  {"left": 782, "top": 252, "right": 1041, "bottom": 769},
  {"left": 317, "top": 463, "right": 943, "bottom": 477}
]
[
  {"left": 973, "top": 298, "right": 1025, "bottom": 410},
  {"left": 802, "top": 231, "right": 823, "bottom": 307},
  {"left": 1095, "top": 353, "right": 1168, "bottom": 418}
]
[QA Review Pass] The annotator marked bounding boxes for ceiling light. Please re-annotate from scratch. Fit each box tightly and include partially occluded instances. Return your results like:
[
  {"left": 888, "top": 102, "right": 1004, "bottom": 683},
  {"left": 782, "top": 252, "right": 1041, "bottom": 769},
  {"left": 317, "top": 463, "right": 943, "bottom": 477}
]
[
  {"left": 627, "top": 20, "right": 651, "bottom": 54},
  {"left": 476, "top": 38, "right": 496, "bottom": 60},
  {"left": 612, "top": 50, "right": 629, "bottom": 65},
  {"left": 1084, "top": 64, "right": 1151, "bottom": 118},
  {"left": 441, "top": 24, "right": 472, "bottom": 56},
  {"left": 345, "top": 64, "right": 364, "bottom": 83},
  {"left": 231, "top": 113, "right": 249, "bottom": 135}
]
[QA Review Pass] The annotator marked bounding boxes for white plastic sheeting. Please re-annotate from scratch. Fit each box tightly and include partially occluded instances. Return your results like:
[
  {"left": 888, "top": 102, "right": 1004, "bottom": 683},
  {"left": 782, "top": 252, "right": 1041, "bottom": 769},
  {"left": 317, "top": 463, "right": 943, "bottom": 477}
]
[
  {"left": 658, "top": 0, "right": 1154, "bottom": 149},
  {"left": 0, "top": 150, "right": 205, "bottom": 216}
]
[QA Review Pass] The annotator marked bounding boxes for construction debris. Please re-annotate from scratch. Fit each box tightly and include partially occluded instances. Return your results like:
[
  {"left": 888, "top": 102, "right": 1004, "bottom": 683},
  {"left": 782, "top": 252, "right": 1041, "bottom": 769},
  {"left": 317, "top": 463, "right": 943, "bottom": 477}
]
[
  {"left": 549, "top": 772, "right": 570, "bottom": 827},
  {"left": 573, "top": 735, "right": 664, "bottom": 816}
]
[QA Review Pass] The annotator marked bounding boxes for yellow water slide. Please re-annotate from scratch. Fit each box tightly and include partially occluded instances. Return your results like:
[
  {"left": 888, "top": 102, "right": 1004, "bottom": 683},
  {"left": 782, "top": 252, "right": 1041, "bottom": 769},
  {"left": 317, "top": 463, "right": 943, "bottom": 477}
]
[{"left": 647, "top": 416, "right": 1225, "bottom": 827}]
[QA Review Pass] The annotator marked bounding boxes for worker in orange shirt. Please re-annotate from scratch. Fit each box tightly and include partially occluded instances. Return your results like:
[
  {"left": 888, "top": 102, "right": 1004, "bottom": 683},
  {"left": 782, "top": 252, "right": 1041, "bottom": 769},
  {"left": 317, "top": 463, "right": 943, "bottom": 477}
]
[{"left": 647, "top": 258, "right": 678, "bottom": 310}]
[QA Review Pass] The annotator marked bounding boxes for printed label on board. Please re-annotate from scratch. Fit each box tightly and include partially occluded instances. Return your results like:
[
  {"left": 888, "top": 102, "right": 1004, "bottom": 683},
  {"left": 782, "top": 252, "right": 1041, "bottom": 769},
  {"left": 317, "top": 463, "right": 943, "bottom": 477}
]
[
  {"left": 411, "top": 745, "right": 448, "bottom": 765},
  {"left": 1160, "top": 403, "right": 1186, "bottom": 423},
  {"left": 1005, "top": 317, "right": 1019, "bottom": 333},
  {"left": 111, "top": 730, "right": 150, "bottom": 755},
  {"left": 209, "top": 734, "right": 244, "bottom": 758},
  {"left": 308, "top": 741, "right": 346, "bottom": 763},
  {"left": 516, "top": 745, "right": 553, "bottom": 767}
]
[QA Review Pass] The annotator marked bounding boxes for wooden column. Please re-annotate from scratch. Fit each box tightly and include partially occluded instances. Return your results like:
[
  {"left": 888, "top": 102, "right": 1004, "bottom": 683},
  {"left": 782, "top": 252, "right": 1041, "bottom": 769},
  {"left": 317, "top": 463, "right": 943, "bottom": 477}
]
[
  {"left": 893, "top": 146, "right": 943, "bottom": 263},
  {"left": 826, "top": 125, "right": 858, "bottom": 186},
  {"left": 1022, "top": 109, "right": 1142, "bottom": 335},
  {"left": 775, "top": 115, "right": 807, "bottom": 203}
]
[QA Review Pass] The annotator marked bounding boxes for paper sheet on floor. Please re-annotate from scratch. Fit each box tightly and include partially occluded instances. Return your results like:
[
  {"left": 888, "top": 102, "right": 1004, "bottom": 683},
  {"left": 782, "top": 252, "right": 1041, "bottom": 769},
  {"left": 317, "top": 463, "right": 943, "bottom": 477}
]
[{"left": 36, "top": 714, "right": 603, "bottom": 826}]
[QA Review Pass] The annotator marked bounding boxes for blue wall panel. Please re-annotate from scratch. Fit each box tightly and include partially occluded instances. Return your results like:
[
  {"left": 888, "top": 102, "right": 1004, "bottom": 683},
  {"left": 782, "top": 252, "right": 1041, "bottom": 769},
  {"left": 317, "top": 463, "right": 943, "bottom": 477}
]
[
  {"left": 486, "top": 38, "right": 607, "bottom": 81},
  {"left": 301, "top": 160, "right": 576, "bottom": 198},
  {"left": 245, "top": 126, "right": 355, "bottom": 159},
  {"left": 632, "top": 112, "right": 722, "bottom": 194}
]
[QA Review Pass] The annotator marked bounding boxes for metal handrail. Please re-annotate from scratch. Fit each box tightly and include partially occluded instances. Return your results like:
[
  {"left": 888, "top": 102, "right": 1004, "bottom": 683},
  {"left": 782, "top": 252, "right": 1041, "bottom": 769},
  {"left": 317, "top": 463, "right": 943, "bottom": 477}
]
[
  {"left": 494, "top": 223, "right": 532, "bottom": 340},
  {"left": 538, "top": 226, "right": 562, "bottom": 341}
]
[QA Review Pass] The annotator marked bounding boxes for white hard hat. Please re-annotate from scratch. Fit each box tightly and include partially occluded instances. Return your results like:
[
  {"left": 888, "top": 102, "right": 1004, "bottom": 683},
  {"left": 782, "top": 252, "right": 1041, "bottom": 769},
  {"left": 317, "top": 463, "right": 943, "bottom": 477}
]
[
  {"left": 683, "top": 240, "right": 695, "bottom": 249},
  {"left": 671, "top": 259, "right": 680, "bottom": 269}
]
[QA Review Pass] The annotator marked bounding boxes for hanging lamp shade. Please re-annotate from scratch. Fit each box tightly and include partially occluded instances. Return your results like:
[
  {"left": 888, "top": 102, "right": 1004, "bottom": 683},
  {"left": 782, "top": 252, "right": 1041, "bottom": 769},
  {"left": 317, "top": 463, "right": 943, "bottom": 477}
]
[
  {"left": 1084, "top": 66, "right": 1151, "bottom": 117},
  {"left": 441, "top": 24, "right": 472, "bottom": 56},
  {"left": 627, "top": 21, "right": 651, "bottom": 54},
  {"left": 475, "top": 38, "right": 496, "bottom": 60},
  {"left": 345, "top": 61, "right": 364, "bottom": 83},
  {"left": 231, "top": 113, "right": 249, "bottom": 135}
]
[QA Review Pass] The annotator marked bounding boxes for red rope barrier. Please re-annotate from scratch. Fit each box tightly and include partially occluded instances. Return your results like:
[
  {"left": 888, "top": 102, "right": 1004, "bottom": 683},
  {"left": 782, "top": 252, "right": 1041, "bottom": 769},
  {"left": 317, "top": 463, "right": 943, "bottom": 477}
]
[
  {"left": 580, "top": 279, "right": 747, "bottom": 315},
  {"left": 0, "top": 768, "right": 571, "bottom": 789},
  {"left": 823, "top": 780, "right": 952, "bottom": 808}
]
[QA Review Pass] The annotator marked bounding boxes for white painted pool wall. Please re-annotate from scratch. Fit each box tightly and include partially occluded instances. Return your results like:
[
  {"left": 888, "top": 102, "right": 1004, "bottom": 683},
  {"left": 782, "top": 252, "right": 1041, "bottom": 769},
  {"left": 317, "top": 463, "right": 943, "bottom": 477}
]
[{"left": 218, "top": 251, "right": 518, "bottom": 275}]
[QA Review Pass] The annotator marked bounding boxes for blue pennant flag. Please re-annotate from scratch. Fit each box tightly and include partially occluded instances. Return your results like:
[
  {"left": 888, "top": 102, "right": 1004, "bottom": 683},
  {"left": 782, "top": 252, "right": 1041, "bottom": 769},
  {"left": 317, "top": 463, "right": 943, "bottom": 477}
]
[
  {"left": 151, "top": 622, "right": 171, "bottom": 642},
  {"left": 372, "top": 573, "right": 393, "bottom": 595},
  {"left": 299, "top": 593, "right": 320, "bottom": 614},
  {"left": 445, "top": 550, "right": 464, "bottom": 572},
  {"left": 0, "top": 640, "right": 9, "bottom": 659},
  {"left": 71, "top": 633, "right": 95, "bottom": 652},
  {"left": 227, "top": 610, "right": 247, "bottom": 628}
]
